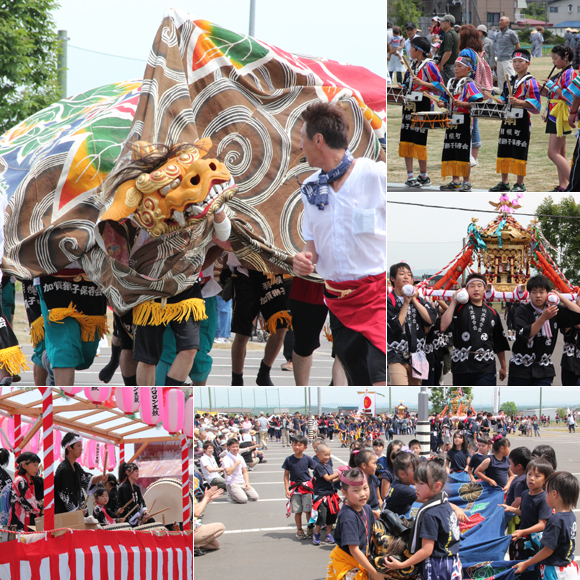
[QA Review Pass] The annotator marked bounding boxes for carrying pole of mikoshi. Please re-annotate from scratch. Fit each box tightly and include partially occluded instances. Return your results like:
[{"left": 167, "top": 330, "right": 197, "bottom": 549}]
[
  {"left": 181, "top": 434, "right": 190, "bottom": 530},
  {"left": 415, "top": 289, "right": 576, "bottom": 302},
  {"left": 13, "top": 414, "right": 21, "bottom": 469},
  {"left": 40, "top": 387, "right": 55, "bottom": 531}
]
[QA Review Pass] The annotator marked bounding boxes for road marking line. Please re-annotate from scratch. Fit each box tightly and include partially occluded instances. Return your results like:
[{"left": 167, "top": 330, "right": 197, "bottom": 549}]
[
  {"left": 331, "top": 454, "right": 348, "bottom": 466},
  {"left": 211, "top": 498, "right": 287, "bottom": 503},
  {"left": 224, "top": 526, "right": 296, "bottom": 534}
]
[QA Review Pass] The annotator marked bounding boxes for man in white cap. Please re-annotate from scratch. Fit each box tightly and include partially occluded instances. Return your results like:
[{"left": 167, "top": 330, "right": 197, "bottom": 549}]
[
  {"left": 257, "top": 411, "right": 269, "bottom": 450},
  {"left": 477, "top": 24, "right": 495, "bottom": 68}
]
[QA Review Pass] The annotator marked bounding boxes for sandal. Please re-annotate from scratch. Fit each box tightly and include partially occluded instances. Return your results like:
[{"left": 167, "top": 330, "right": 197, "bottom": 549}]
[{"left": 296, "top": 529, "right": 306, "bottom": 540}]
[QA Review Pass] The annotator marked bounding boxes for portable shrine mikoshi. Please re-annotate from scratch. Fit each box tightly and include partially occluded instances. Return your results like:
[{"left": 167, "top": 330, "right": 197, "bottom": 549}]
[
  {"left": 0, "top": 387, "right": 194, "bottom": 580},
  {"left": 387, "top": 85, "right": 406, "bottom": 105},
  {"left": 410, "top": 110, "right": 450, "bottom": 130}
]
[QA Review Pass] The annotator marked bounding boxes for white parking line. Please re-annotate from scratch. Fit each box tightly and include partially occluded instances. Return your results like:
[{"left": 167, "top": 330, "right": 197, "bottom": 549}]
[
  {"left": 211, "top": 498, "right": 287, "bottom": 503},
  {"left": 224, "top": 526, "right": 296, "bottom": 534}
]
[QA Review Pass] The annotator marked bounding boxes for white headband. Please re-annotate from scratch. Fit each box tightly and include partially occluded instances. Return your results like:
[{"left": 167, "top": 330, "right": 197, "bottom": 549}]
[
  {"left": 513, "top": 52, "right": 530, "bottom": 62},
  {"left": 63, "top": 436, "right": 83, "bottom": 448},
  {"left": 466, "top": 279, "right": 486, "bottom": 289}
]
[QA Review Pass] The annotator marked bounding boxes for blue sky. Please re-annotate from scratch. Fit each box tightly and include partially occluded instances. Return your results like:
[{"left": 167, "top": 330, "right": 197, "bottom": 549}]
[
  {"left": 197, "top": 387, "right": 580, "bottom": 411},
  {"left": 53, "top": 1, "right": 386, "bottom": 97}
]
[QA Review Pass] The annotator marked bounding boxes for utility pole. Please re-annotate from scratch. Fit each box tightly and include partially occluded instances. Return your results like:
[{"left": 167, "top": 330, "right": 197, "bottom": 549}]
[
  {"left": 308, "top": 387, "right": 312, "bottom": 418},
  {"left": 265, "top": 389, "right": 269, "bottom": 415},
  {"left": 57, "top": 30, "right": 68, "bottom": 100},
  {"left": 389, "top": 387, "right": 392, "bottom": 414},
  {"left": 277, "top": 389, "right": 281, "bottom": 415},
  {"left": 318, "top": 387, "right": 321, "bottom": 415},
  {"left": 539, "top": 387, "right": 543, "bottom": 418},
  {"left": 304, "top": 388, "right": 308, "bottom": 415},
  {"left": 417, "top": 387, "right": 430, "bottom": 457},
  {"left": 249, "top": 0, "right": 256, "bottom": 36},
  {"left": 208, "top": 387, "right": 212, "bottom": 412}
]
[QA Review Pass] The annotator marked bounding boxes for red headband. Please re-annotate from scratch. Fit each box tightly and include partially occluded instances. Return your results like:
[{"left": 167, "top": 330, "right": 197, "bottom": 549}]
[{"left": 338, "top": 466, "right": 367, "bottom": 486}]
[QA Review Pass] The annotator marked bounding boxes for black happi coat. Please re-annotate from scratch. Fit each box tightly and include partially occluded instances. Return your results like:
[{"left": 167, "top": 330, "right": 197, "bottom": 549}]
[
  {"left": 54, "top": 459, "right": 95, "bottom": 514},
  {"left": 117, "top": 480, "right": 153, "bottom": 526},
  {"left": 560, "top": 326, "right": 580, "bottom": 376},
  {"left": 450, "top": 302, "right": 510, "bottom": 375},
  {"left": 105, "top": 486, "right": 119, "bottom": 519},
  {"left": 424, "top": 316, "right": 451, "bottom": 367},
  {"left": 387, "top": 293, "right": 437, "bottom": 364},
  {"left": 511, "top": 303, "right": 580, "bottom": 380}
]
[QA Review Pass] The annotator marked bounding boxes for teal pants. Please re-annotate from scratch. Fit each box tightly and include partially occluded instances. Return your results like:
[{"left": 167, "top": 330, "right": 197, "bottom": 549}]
[{"left": 155, "top": 296, "right": 217, "bottom": 385}]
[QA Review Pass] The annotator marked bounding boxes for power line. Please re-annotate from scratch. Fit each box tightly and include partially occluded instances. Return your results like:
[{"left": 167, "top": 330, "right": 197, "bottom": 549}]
[
  {"left": 387, "top": 200, "right": 580, "bottom": 220},
  {"left": 69, "top": 44, "right": 147, "bottom": 63}
]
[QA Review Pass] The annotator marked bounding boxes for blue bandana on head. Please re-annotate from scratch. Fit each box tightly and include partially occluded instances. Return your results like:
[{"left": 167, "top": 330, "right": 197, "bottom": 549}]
[{"left": 301, "top": 150, "right": 354, "bottom": 210}]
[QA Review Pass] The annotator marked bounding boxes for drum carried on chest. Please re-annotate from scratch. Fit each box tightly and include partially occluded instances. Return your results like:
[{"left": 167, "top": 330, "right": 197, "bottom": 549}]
[
  {"left": 470, "top": 101, "right": 507, "bottom": 119},
  {"left": 410, "top": 111, "right": 450, "bottom": 130},
  {"left": 387, "top": 85, "right": 406, "bottom": 105}
]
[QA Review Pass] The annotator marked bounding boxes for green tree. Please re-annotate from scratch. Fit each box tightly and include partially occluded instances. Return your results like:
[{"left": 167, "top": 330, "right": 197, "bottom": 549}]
[
  {"left": 428, "top": 388, "right": 473, "bottom": 414},
  {"left": 0, "top": 0, "right": 62, "bottom": 135},
  {"left": 389, "top": 0, "right": 423, "bottom": 35},
  {"left": 500, "top": 401, "right": 518, "bottom": 416},
  {"left": 535, "top": 196, "right": 580, "bottom": 287},
  {"left": 522, "top": 2, "right": 547, "bottom": 20},
  {"left": 557, "top": 407, "right": 567, "bottom": 421}
]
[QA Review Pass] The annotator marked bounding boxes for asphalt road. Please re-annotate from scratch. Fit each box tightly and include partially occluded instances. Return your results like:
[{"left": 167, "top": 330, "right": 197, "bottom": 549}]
[
  {"left": 15, "top": 334, "right": 336, "bottom": 386},
  {"left": 195, "top": 430, "right": 580, "bottom": 580}
]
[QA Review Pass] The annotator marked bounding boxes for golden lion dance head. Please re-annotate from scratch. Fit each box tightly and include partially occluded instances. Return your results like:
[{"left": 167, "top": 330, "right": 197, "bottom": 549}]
[
  {"left": 371, "top": 518, "right": 418, "bottom": 580},
  {"left": 101, "top": 138, "right": 237, "bottom": 237}
]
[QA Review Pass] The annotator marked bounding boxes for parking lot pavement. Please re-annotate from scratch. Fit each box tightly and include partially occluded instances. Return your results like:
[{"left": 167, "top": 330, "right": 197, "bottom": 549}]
[{"left": 195, "top": 431, "right": 580, "bottom": 579}]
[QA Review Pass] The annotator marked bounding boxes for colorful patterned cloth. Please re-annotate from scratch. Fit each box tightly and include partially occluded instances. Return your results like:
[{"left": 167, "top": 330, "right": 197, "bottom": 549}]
[{"left": 0, "top": 10, "right": 385, "bottom": 312}]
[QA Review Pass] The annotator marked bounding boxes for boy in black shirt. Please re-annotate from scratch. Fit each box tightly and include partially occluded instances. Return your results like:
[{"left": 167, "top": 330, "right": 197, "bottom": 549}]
[
  {"left": 514, "top": 471, "right": 579, "bottom": 579},
  {"left": 282, "top": 435, "right": 316, "bottom": 539},
  {"left": 501, "top": 457, "right": 554, "bottom": 580},
  {"left": 509, "top": 275, "right": 580, "bottom": 386},
  {"left": 312, "top": 443, "right": 340, "bottom": 545},
  {"left": 440, "top": 273, "right": 510, "bottom": 386}
]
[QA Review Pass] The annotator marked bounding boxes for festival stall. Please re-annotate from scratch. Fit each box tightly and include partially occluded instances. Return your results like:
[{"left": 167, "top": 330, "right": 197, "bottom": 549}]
[{"left": 0, "top": 387, "right": 194, "bottom": 580}]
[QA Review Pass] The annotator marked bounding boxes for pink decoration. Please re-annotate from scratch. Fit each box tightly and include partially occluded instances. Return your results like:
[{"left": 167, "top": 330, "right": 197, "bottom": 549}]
[
  {"left": 54, "top": 429, "right": 62, "bottom": 459},
  {"left": 139, "top": 387, "right": 164, "bottom": 426},
  {"left": 116, "top": 387, "right": 140, "bottom": 415},
  {"left": 163, "top": 388, "right": 184, "bottom": 434},
  {"left": 184, "top": 396, "right": 194, "bottom": 438},
  {"left": 84, "top": 387, "right": 112, "bottom": 404},
  {"left": 61, "top": 387, "right": 83, "bottom": 396}
]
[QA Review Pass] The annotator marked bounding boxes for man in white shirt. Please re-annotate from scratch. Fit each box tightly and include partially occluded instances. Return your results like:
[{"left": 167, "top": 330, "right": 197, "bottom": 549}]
[
  {"left": 293, "top": 102, "right": 386, "bottom": 386},
  {"left": 199, "top": 441, "right": 226, "bottom": 490},
  {"left": 220, "top": 438, "right": 259, "bottom": 503}
]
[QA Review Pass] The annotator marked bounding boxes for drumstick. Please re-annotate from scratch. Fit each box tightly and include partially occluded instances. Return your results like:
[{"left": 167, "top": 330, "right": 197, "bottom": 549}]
[
  {"left": 119, "top": 498, "right": 133, "bottom": 513},
  {"left": 147, "top": 507, "right": 170, "bottom": 519},
  {"left": 82, "top": 493, "right": 91, "bottom": 511},
  {"left": 506, "top": 74, "right": 514, "bottom": 99},
  {"left": 148, "top": 499, "right": 157, "bottom": 514},
  {"left": 121, "top": 504, "right": 140, "bottom": 522},
  {"left": 473, "top": 81, "right": 503, "bottom": 104},
  {"left": 540, "top": 65, "right": 557, "bottom": 95},
  {"left": 102, "top": 449, "right": 108, "bottom": 477}
]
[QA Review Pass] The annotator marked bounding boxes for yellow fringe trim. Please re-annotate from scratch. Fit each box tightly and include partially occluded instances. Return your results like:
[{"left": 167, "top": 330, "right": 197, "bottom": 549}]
[
  {"left": 496, "top": 158, "right": 527, "bottom": 177},
  {"left": 399, "top": 142, "right": 428, "bottom": 161},
  {"left": 133, "top": 297, "right": 207, "bottom": 327},
  {"left": 323, "top": 322, "right": 333, "bottom": 344},
  {"left": 441, "top": 160, "right": 470, "bottom": 178},
  {"left": 266, "top": 310, "right": 292, "bottom": 335},
  {"left": 0, "top": 345, "right": 30, "bottom": 375},
  {"left": 30, "top": 316, "right": 45, "bottom": 348},
  {"left": 48, "top": 303, "right": 109, "bottom": 342}
]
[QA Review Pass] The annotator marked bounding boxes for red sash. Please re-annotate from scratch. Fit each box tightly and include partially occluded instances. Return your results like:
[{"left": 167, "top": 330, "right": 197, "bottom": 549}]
[{"left": 324, "top": 273, "right": 386, "bottom": 353}]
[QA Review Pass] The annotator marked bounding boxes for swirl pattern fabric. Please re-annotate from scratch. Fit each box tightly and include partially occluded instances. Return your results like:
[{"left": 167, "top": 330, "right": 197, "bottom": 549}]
[{"left": 0, "top": 9, "right": 385, "bottom": 312}]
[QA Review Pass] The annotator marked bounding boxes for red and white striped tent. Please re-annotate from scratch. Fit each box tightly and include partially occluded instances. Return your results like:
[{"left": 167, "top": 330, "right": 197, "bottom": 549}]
[{"left": 0, "top": 387, "right": 193, "bottom": 580}]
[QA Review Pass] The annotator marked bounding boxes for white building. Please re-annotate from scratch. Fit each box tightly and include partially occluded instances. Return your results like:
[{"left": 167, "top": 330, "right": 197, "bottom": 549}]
[{"left": 545, "top": 0, "right": 580, "bottom": 32}]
